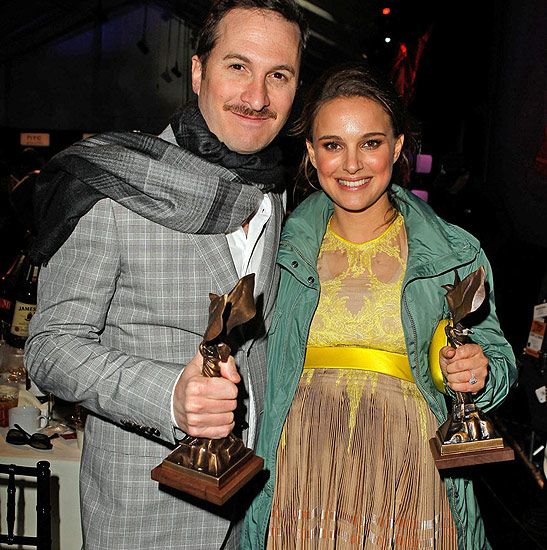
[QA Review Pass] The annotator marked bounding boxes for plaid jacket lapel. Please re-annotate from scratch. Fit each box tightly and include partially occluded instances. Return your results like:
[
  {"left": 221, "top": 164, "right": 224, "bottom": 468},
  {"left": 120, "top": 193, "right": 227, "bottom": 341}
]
[{"left": 188, "top": 234, "right": 239, "bottom": 297}]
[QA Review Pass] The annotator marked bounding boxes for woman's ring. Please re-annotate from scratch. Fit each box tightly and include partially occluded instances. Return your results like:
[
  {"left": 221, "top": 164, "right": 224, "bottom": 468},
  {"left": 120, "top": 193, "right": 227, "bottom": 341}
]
[{"left": 469, "top": 370, "right": 478, "bottom": 385}]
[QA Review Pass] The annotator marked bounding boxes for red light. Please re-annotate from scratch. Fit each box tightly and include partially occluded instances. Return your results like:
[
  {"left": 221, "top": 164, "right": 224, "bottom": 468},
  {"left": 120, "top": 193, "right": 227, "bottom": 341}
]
[{"left": 382, "top": 7, "right": 391, "bottom": 15}]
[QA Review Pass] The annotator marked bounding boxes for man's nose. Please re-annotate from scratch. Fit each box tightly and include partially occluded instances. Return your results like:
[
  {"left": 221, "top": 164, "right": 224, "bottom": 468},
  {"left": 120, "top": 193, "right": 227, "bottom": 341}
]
[{"left": 240, "top": 76, "right": 270, "bottom": 112}]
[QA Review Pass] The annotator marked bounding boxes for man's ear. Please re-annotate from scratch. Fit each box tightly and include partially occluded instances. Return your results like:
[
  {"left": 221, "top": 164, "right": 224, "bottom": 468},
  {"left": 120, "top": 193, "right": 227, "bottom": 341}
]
[
  {"left": 306, "top": 140, "right": 317, "bottom": 169},
  {"left": 191, "top": 55, "right": 203, "bottom": 95}
]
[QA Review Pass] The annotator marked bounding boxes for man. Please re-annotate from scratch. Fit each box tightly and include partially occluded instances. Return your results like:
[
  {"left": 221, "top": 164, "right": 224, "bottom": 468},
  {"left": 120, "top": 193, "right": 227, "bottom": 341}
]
[{"left": 25, "top": 1, "right": 308, "bottom": 548}]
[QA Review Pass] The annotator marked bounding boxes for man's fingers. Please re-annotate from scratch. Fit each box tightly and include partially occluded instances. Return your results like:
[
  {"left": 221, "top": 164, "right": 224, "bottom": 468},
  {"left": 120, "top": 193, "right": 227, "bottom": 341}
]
[
  {"left": 184, "top": 409, "right": 236, "bottom": 437},
  {"left": 185, "top": 422, "right": 235, "bottom": 439},
  {"left": 184, "top": 352, "right": 205, "bottom": 375},
  {"left": 185, "top": 375, "right": 239, "bottom": 401},
  {"left": 219, "top": 357, "right": 241, "bottom": 384},
  {"left": 185, "top": 410, "right": 234, "bottom": 427},
  {"left": 198, "top": 425, "right": 234, "bottom": 439},
  {"left": 184, "top": 392, "right": 238, "bottom": 415},
  {"left": 188, "top": 352, "right": 240, "bottom": 384}
]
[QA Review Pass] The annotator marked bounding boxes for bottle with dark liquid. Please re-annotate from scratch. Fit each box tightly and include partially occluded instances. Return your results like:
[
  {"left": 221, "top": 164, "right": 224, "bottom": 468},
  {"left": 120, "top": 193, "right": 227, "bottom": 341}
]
[
  {"left": 6, "top": 258, "right": 40, "bottom": 349},
  {"left": 0, "top": 252, "right": 26, "bottom": 340}
]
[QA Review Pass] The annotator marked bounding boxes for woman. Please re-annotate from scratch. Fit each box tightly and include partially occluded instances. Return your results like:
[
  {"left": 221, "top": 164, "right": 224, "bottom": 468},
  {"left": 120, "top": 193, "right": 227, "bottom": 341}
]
[{"left": 241, "top": 63, "right": 517, "bottom": 549}]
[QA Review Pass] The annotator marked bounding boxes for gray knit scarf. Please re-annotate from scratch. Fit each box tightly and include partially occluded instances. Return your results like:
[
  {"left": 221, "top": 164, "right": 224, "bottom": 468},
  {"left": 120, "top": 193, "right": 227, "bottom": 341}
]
[{"left": 30, "top": 102, "right": 284, "bottom": 265}]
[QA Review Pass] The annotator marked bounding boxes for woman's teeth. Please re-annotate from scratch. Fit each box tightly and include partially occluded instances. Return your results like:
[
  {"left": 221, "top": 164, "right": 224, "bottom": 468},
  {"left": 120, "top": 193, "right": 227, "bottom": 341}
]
[{"left": 336, "top": 178, "right": 371, "bottom": 188}]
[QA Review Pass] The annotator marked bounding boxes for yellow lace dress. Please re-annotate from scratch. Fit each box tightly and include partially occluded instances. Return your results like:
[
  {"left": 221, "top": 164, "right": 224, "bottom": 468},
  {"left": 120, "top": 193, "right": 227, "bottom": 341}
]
[{"left": 267, "top": 213, "right": 458, "bottom": 549}]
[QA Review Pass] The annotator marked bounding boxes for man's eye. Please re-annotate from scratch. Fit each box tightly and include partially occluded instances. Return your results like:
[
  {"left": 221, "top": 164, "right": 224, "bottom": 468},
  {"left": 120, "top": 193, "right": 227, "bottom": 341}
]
[
  {"left": 271, "top": 72, "right": 286, "bottom": 81},
  {"left": 230, "top": 64, "right": 244, "bottom": 71}
]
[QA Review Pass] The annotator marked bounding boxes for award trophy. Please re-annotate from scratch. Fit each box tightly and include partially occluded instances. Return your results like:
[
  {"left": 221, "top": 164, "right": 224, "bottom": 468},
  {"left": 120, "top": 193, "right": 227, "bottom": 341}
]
[
  {"left": 151, "top": 274, "right": 264, "bottom": 505},
  {"left": 429, "top": 266, "right": 514, "bottom": 469}
]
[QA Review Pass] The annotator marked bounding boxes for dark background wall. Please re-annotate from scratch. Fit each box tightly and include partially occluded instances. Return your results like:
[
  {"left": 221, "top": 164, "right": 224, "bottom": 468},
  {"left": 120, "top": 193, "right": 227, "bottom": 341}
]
[
  {"left": 0, "top": 4, "right": 194, "bottom": 133},
  {"left": 482, "top": 0, "right": 547, "bottom": 348}
]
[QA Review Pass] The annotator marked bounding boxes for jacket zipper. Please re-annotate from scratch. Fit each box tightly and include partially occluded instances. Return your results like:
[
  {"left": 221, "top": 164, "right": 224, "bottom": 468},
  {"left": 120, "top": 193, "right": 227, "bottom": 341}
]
[
  {"left": 400, "top": 252, "right": 477, "bottom": 417},
  {"left": 279, "top": 240, "right": 317, "bottom": 272}
]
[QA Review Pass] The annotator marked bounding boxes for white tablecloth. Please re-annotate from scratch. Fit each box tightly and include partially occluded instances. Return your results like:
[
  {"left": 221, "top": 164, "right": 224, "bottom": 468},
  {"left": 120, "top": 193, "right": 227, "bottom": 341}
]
[{"left": 0, "top": 426, "right": 82, "bottom": 549}]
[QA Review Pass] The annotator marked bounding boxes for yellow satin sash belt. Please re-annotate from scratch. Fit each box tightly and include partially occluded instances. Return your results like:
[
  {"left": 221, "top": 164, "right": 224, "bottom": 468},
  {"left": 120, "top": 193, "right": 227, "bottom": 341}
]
[
  {"left": 303, "top": 346, "right": 414, "bottom": 383},
  {"left": 304, "top": 338, "right": 447, "bottom": 393}
]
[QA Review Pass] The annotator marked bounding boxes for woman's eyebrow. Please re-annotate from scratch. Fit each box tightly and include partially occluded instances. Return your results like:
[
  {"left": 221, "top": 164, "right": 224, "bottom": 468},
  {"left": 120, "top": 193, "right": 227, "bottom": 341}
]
[{"left": 317, "top": 132, "right": 387, "bottom": 140}]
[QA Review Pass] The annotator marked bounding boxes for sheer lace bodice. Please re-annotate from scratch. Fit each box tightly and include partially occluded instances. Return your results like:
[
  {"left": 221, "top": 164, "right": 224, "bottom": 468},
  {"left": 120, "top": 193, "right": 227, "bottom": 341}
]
[{"left": 307, "top": 212, "right": 408, "bottom": 354}]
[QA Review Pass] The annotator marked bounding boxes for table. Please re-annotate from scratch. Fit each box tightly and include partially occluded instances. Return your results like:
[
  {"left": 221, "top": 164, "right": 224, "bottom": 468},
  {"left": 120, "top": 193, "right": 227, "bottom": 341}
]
[{"left": 0, "top": 426, "right": 82, "bottom": 549}]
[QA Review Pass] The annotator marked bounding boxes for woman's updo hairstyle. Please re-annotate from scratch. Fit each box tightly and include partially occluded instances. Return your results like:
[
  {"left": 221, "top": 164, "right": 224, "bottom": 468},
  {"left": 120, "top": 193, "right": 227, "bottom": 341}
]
[{"left": 293, "top": 61, "right": 412, "bottom": 189}]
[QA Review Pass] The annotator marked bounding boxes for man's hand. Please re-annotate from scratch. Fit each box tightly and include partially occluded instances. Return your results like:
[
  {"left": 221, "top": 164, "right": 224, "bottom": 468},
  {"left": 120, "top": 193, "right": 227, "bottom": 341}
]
[
  {"left": 439, "top": 343, "right": 489, "bottom": 393},
  {"left": 173, "top": 351, "right": 240, "bottom": 438}
]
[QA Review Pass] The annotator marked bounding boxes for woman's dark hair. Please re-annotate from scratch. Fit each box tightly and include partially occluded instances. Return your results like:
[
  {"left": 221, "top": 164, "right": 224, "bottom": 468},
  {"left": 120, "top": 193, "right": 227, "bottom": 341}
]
[
  {"left": 196, "top": 0, "right": 309, "bottom": 71},
  {"left": 293, "top": 62, "right": 414, "bottom": 189}
]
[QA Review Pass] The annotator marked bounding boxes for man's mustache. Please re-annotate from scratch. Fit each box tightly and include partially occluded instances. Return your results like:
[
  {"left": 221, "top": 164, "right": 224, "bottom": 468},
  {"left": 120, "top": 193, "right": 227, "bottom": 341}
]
[{"left": 224, "top": 103, "right": 277, "bottom": 120}]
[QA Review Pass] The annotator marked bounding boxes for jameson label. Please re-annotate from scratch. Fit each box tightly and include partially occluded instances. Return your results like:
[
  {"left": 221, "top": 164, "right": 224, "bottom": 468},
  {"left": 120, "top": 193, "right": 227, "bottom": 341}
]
[{"left": 10, "top": 301, "right": 37, "bottom": 337}]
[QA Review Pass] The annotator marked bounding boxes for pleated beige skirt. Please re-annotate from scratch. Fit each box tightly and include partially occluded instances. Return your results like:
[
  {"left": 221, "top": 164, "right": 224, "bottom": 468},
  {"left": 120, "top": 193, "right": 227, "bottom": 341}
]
[{"left": 267, "top": 369, "right": 458, "bottom": 549}]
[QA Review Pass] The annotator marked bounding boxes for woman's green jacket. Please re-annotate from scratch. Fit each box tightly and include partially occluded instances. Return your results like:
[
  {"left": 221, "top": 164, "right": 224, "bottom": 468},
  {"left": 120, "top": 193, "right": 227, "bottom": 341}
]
[{"left": 240, "top": 186, "right": 517, "bottom": 550}]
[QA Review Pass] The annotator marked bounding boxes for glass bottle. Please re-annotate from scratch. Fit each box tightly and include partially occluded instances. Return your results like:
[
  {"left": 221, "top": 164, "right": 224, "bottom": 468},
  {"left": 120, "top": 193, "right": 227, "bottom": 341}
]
[
  {"left": 6, "top": 258, "right": 40, "bottom": 349},
  {"left": 0, "top": 252, "right": 26, "bottom": 341}
]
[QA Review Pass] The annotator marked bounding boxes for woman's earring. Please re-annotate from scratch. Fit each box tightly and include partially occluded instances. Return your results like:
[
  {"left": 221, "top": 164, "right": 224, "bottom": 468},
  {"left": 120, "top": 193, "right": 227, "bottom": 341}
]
[
  {"left": 304, "top": 158, "right": 321, "bottom": 191},
  {"left": 305, "top": 174, "right": 321, "bottom": 191}
]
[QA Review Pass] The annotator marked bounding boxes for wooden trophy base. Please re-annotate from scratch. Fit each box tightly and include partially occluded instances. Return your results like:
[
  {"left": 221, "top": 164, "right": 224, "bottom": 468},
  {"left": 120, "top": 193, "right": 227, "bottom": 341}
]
[
  {"left": 429, "top": 435, "right": 514, "bottom": 469},
  {"left": 151, "top": 446, "right": 264, "bottom": 506}
]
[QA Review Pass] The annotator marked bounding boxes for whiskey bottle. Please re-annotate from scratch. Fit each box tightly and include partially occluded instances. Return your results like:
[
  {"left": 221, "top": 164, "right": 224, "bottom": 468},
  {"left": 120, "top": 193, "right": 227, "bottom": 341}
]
[
  {"left": 0, "top": 252, "right": 26, "bottom": 341},
  {"left": 6, "top": 259, "right": 40, "bottom": 349}
]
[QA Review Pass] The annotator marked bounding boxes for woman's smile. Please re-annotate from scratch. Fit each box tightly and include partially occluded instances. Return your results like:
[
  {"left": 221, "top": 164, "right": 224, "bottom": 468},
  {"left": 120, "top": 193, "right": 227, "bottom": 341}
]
[{"left": 335, "top": 176, "right": 373, "bottom": 189}]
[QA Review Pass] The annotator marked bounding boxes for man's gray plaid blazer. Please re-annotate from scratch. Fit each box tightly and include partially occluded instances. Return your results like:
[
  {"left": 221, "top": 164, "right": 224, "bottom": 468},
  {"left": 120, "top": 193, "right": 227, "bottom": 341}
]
[{"left": 25, "top": 131, "right": 284, "bottom": 549}]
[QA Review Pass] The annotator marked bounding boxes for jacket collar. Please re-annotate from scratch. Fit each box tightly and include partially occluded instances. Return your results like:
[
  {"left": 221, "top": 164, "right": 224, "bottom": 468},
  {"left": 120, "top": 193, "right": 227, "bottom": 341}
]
[
  {"left": 278, "top": 186, "right": 480, "bottom": 280},
  {"left": 277, "top": 191, "right": 332, "bottom": 287}
]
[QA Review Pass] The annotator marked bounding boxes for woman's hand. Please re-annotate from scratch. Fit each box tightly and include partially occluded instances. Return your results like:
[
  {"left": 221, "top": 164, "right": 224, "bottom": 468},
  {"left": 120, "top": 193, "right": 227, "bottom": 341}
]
[{"left": 439, "top": 343, "right": 488, "bottom": 392}]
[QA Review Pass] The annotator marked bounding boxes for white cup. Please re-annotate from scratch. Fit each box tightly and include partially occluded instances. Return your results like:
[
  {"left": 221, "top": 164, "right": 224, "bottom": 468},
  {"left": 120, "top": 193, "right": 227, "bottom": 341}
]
[{"left": 8, "top": 406, "right": 48, "bottom": 433}]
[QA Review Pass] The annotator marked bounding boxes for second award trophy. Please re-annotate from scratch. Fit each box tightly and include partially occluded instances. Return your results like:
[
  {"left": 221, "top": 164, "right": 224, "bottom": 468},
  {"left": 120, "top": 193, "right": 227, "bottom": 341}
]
[
  {"left": 429, "top": 266, "right": 514, "bottom": 469},
  {"left": 151, "top": 274, "right": 264, "bottom": 505}
]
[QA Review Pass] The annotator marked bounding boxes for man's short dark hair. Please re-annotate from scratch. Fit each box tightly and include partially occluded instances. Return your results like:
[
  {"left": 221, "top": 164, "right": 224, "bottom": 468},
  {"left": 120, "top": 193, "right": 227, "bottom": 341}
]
[{"left": 196, "top": 0, "right": 309, "bottom": 70}]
